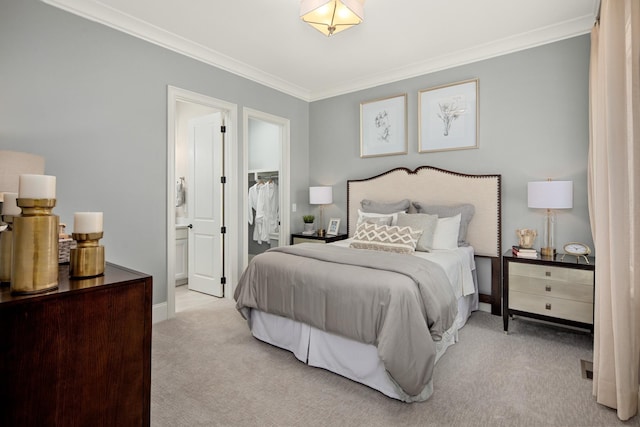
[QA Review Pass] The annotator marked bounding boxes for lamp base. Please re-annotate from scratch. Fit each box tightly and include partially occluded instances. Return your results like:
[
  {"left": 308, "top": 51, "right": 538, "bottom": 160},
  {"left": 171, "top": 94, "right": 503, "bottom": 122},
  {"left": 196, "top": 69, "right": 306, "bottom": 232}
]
[
  {"left": 540, "top": 247, "right": 555, "bottom": 258},
  {"left": 317, "top": 229, "right": 326, "bottom": 237}
]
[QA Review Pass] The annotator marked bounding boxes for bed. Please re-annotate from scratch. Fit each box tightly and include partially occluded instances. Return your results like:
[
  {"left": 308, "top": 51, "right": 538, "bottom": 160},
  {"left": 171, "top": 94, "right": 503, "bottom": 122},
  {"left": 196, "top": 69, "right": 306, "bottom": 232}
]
[{"left": 234, "top": 166, "right": 502, "bottom": 402}]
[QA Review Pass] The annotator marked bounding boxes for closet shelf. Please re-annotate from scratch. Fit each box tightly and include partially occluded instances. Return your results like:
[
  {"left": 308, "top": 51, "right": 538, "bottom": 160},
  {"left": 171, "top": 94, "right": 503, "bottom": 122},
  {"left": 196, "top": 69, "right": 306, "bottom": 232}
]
[{"left": 248, "top": 169, "right": 279, "bottom": 182}]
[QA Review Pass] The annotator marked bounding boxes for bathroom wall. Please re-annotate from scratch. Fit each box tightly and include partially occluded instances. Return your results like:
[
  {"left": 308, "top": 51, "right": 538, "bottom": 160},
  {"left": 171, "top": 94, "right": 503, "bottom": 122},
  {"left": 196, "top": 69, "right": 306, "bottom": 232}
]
[{"left": 174, "top": 102, "right": 218, "bottom": 222}]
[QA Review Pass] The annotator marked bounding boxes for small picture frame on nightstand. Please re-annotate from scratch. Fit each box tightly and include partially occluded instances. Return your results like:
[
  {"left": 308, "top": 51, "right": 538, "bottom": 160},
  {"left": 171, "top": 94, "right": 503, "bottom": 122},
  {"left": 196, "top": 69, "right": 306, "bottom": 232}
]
[{"left": 327, "top": 218, "right": 340, "bottom": 236}]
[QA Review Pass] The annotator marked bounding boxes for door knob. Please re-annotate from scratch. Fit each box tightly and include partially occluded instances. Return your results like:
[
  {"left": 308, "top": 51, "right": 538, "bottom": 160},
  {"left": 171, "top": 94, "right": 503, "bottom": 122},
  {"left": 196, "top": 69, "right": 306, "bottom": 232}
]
[{"left": 188, "top": 224, "right": 193, "bottom": 229}]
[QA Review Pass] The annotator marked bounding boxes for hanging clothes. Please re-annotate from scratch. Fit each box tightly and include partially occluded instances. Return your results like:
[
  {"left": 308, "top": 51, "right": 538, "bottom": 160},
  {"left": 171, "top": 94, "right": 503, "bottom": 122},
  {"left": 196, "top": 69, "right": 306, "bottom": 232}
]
[
  {"left": 267, "top": 182, "right": 279, "bottom": 234},
  {"left": 248, "top": 182, "right": 259, "bottom": 225},
  {"left": 248, "top": 180, "right": 279, "bottom": 244}
]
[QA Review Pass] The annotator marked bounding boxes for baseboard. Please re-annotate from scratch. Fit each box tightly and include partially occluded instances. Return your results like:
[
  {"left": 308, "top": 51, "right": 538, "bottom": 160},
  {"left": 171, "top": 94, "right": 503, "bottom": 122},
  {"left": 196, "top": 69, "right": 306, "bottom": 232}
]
[
  {"left": 478, "top": 302, "right": 491, "bottom": 313},
  {"left": 153, "top": 302, "right": 168, "bottom": 324}
]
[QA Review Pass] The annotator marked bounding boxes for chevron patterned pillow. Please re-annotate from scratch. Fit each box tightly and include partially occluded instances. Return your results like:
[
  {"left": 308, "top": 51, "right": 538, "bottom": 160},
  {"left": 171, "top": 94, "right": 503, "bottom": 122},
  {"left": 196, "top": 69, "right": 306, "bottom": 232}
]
[{"left": 349, "top": 222, "right": 423, "bottom": 254}]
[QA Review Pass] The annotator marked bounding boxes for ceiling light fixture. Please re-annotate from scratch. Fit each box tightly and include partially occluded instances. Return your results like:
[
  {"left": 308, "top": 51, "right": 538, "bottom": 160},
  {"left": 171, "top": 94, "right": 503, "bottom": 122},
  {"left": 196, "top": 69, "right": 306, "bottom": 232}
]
[{"left": 300, "top": 0, "right": 364, "bottom": 37}]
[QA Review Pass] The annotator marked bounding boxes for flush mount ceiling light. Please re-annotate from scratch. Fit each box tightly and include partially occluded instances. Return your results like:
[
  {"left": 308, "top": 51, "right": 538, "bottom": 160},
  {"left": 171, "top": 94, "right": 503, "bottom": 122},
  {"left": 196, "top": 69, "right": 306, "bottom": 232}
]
[{"left": 300, "top": 0, "right": 364, "bottom": 36}]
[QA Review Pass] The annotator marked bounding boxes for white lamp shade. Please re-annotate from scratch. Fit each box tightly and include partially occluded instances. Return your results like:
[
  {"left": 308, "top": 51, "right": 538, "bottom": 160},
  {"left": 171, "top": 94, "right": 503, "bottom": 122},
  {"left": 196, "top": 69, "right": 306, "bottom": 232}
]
[
  {"left": 300, "top": 0, "right": 364, "bottom": 36},
  {"left": 0, "top": 150, "right": 45, "bottom": 201},
  {"left": 309, "top": 186, "right": 333, "bottom": 205},
  {"left": 528, "top": 181, "right": 573, "bottom": 209}
]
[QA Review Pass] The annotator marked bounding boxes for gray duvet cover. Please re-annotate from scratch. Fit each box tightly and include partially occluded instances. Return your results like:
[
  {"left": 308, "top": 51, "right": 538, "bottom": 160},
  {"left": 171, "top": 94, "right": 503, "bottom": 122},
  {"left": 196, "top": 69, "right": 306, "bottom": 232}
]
[{"left": 234, "top": 243, "right": 458, "bottom": 401}]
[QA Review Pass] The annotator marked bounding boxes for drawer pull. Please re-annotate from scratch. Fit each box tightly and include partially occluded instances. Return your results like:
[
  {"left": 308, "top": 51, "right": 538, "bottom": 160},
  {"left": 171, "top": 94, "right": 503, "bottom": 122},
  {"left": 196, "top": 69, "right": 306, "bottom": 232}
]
[
  {"left": 545, "top": 285, "right": 552, "bottom": 292},
  {"left": 545, "top": 271, "right": 551, "bottom": 277},
  {"left": 545, "top": 303, "right": 552, "bottom": 310}
]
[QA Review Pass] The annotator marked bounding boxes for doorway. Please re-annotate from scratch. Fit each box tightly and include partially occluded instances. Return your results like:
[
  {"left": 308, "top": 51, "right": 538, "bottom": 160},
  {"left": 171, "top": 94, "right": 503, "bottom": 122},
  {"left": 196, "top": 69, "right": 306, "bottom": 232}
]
[
  {"left": 242, "top": 108, "right": 290, "bottom": 271},
  {"left": 167, "top": 86, "right": 239, "bottom": 319}
]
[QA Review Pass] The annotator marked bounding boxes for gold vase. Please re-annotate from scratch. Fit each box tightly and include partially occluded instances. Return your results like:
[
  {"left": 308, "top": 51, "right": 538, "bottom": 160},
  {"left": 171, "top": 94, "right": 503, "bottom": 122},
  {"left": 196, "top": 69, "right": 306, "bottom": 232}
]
[
  {"left": 70, "top": 232, "right": 105, "bottom": 278},
  {"left": 0, "top": 215, "right": 15, "bottom": 284},
  {"left": 11, "top": 198, "right": 59, "bottom": 294},
  {"left": 516, "top": 228, "right": 537, "bottom": 249}
]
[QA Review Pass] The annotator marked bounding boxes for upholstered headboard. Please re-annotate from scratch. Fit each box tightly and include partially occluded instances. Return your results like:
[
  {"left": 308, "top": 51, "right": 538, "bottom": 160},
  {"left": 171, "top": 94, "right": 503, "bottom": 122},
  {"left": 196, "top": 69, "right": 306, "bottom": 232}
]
[{"left": 347, "top": 166, "right": 502, "bottom": 314}]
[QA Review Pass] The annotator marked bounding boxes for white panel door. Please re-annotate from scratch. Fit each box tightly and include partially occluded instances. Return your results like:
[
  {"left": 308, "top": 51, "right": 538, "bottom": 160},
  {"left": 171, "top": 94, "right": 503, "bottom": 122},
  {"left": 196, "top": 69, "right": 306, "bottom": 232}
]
[{"left": 188, "top": 113, "right": 224, "bottom": 297}]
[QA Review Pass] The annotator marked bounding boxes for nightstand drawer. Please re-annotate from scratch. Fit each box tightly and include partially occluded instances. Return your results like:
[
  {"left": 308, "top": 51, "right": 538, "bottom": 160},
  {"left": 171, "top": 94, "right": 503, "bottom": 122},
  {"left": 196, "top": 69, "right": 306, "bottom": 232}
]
[
  {"left": 510, "top": 291, "right": 594, "bottom": 324},
  {"left": 509, "top": 275, "right": 593, "bottom": 303},
  {"left": 510, "top": 263, "right": 593, "bottom": 285}
]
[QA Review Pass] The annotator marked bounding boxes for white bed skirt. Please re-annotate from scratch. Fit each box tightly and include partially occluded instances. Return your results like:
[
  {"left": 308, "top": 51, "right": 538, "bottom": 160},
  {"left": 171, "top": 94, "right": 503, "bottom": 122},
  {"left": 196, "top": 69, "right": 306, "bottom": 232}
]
[{"left": 248, "top": 280, "right": 478, "bottom": 401}]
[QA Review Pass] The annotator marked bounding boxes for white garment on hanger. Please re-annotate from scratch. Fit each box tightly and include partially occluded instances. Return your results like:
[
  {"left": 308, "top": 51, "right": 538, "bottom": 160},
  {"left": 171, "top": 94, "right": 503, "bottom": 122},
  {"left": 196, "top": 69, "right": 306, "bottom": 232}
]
[
  {"left": 267, "top": 182, "right": 279, "bottom": 234},
  {"left": 251, "top": 181, "right": 279, "bottom": 244},
  {"left": 248, "top": 183, "right": 259, "bottom": 225}
]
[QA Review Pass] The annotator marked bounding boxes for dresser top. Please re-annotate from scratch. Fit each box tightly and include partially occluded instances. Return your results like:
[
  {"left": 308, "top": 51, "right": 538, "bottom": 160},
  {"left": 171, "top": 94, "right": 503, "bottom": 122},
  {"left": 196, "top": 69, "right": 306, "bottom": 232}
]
[{"left": 1, "top": 263, "right": 151, "bottom": 304}]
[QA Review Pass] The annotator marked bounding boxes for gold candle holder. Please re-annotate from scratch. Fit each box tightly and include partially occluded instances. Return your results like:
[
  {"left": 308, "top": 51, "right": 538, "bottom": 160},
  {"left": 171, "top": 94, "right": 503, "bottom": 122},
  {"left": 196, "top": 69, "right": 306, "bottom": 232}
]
[
  {"left": 0, "top": 215, "right": 15, "bottom": 284},
  {"left": 11, "top": 198, "right": 59, "bottom": 294},
  {"left": 70, "top": 232, "right": 105, "bottom": 278}
]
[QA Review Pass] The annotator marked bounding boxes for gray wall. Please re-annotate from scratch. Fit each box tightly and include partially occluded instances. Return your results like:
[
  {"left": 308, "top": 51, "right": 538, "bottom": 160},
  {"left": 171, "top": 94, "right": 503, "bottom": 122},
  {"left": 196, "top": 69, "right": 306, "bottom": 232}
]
[
  {"left": 309, "top": 35, "right": 592, "bottom": 294},
  {"left": 0, "top": 0, "right": 310, "bottom": 305},
  {"left": 0, "top": 0, "right": 593, "bottom": 305}
]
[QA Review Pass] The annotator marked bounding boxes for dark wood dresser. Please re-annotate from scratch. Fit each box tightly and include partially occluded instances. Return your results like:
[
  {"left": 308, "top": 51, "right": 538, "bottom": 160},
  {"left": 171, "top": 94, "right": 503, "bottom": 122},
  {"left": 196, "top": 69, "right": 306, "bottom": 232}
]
[{"left": 0, "top": 263, "right": 152, "bottom": 426}]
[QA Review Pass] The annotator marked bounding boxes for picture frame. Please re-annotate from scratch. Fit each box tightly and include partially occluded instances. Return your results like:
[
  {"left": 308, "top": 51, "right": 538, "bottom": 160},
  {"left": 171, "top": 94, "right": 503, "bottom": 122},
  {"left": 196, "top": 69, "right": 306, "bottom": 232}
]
[
  {"left": 326, "top": 218, "right": 341, "bottom": 236},
  {"left": 418, "top": 79, "right": 479, "bottom": 153},
  {"left": 360, "top": 94, "right": 408, "bottom": 158}
]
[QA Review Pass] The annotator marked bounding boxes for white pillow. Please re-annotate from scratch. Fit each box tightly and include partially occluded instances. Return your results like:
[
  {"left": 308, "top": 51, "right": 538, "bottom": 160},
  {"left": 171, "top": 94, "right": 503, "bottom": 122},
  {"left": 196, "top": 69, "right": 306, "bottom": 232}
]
[
  {"left": 431, "top": 213, "right": 461, "bottom": 250},
  {"left": 356, "top": 209, "right": 402, "bottom": 228}
]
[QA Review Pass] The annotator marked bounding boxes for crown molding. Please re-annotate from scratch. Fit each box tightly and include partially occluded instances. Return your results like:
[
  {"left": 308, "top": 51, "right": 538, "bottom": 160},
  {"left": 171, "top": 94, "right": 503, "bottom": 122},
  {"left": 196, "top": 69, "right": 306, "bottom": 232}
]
[
  {"left": 41, "top": 0, "right": 312, "bottom": 100},
  {"left": 42, "top": 0, "right": 594, "bottom": 103},
  {"left": 309, "top": 13, "right": 595, "bottom": 101}
]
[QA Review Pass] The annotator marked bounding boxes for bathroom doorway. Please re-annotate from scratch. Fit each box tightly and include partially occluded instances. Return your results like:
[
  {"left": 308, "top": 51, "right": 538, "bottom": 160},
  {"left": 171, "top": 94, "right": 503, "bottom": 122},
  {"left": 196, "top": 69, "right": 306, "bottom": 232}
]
[{"left": 166, "top": 86, "right": 239, "bottom": 319}]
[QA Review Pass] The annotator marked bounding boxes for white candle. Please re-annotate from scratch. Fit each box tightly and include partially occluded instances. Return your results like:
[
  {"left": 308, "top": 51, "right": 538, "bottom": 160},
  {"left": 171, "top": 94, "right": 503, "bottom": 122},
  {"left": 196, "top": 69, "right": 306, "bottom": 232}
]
[
  {"left": 18, "top": 174, "right": 56, "bottom": 199},
  {"left": 1, "top": 192, "right": 21, "bottom": 216},
  {"left": 74, "top": 212, "right": 103, "bottom": 234}
]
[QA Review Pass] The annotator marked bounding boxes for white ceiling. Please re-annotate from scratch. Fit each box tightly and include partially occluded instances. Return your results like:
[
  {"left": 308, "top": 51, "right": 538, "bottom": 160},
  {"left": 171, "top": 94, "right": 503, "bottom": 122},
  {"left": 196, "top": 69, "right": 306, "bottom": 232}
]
[{"left": 43, "top": 0, "right": 599, "bottom": 101}]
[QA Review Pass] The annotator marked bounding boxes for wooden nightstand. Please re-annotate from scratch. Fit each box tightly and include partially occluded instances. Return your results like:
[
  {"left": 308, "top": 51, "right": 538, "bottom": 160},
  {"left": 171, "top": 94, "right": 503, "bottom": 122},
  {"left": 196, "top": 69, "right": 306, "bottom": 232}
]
[
  {"left": 502, "top": 250, "right": 595, "bottom": 333},
  {"left": 290, "top": 233, "right": 348, "bottom": 245}
]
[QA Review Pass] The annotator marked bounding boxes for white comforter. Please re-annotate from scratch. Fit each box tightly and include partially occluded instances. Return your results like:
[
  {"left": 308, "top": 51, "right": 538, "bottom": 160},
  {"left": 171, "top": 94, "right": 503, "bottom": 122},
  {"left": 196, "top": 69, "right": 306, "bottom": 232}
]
[{"left": 330, "top": 238, "right": 476, "bottom": 299}]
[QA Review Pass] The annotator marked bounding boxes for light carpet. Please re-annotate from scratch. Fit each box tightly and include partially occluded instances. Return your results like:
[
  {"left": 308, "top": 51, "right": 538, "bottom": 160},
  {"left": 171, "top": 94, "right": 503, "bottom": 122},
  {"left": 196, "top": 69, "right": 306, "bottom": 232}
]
[{"left": 151, "top": 298, "right": 637, "bottom": 427}]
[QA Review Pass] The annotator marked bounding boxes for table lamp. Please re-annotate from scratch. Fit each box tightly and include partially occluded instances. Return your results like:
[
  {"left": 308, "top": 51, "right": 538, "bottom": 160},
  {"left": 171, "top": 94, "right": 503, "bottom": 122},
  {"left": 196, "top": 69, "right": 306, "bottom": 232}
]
[
  {"left": 528, "top": 180, "right": 573, "bottom": 257},
  {"left": 309, "top": 186, "right": 332, "bottom": 236}
]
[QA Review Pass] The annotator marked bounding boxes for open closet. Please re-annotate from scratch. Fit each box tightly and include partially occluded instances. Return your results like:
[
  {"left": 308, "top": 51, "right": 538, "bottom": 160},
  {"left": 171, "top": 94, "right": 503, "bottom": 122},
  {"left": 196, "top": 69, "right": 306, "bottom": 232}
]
[
  {"left": 248, "top": 170, "right": 279, "bottom": 260},
  {"left": 242, "top": 108, "right": 290, "bottom": 274},
  {"left": 247, "top": 115, "right": 281, "bottom": 260}
]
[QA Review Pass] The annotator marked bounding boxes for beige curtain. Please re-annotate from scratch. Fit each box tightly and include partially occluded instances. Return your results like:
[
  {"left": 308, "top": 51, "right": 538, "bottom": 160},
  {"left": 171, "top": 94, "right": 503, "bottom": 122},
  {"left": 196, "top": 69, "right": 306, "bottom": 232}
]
[{"left": 588, "top": 0, "right": 640, "bottom": 421}]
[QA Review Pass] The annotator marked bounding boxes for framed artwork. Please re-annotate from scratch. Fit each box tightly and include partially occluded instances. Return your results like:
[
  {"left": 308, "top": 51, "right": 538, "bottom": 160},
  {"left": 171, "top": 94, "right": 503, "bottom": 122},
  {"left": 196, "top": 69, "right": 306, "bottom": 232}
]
[
  {"left": 418, "top": 79, "right": 479, "bottom": 153},
  {"left": 360, "top": 94, "right": 408, "bottom": 158},
  {"left": 327, "top": 218, "right": 341, "bottom": 236}
]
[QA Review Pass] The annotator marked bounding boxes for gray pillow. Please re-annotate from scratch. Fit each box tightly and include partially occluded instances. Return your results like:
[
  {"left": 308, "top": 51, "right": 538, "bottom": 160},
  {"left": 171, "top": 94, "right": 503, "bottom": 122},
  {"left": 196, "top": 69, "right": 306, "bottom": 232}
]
[
  {"left": 361, "top": 199, "right": 410, "bottom": 214},
  {"left": 396, "top": 212, "right": 438, "bottom": 252},
  {"left": 412, "top": 202, "right": 475, "bottom": 246}
]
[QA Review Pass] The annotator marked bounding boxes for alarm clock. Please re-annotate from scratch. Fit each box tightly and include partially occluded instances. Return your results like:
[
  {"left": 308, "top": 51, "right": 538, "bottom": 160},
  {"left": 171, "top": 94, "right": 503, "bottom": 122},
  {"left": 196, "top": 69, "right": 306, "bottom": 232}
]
[{"left": 561, "top": 242, "right": 591, "bottom": 264}]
